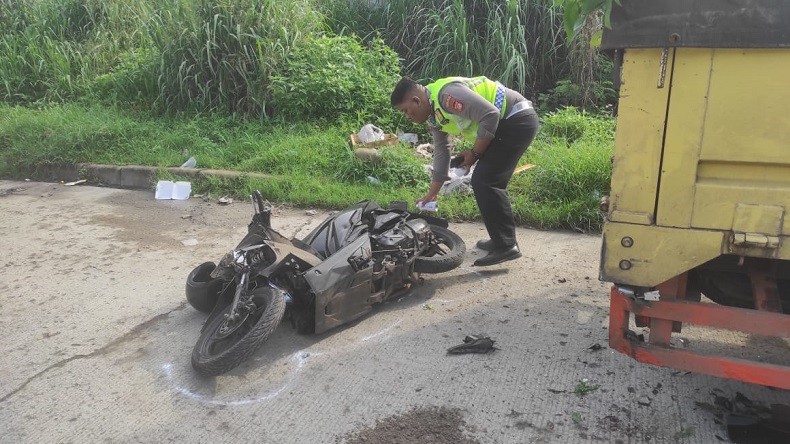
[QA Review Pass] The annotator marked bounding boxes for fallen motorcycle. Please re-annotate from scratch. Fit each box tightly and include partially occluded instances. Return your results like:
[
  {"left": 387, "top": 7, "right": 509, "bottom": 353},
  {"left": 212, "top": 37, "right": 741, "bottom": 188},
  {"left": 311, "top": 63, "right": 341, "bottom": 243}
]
[{"left": 185, "top": 191, "right": 466, "bottom": 376}]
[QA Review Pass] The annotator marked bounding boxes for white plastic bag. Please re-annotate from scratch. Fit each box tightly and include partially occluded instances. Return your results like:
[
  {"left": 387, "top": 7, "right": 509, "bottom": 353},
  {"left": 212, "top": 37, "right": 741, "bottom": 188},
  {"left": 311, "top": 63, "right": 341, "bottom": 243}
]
[
  {"left": 357, "top": 124, "right": 385, "bottom": 144},
  {"left": 440, "top": 165, "right": 475, "bottom": 195}
]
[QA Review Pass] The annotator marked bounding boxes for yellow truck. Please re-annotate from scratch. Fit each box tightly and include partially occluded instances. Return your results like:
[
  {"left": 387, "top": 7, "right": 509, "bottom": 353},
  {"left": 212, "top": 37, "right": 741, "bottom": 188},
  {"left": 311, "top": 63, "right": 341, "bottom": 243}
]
[{"left": 599, "top": 0, "right": 790, "bottom": 388}]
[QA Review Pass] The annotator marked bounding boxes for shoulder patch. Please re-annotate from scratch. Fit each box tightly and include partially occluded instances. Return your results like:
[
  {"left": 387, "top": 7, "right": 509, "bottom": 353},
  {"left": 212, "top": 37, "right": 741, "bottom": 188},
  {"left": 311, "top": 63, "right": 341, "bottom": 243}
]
[{"left": 445, "top": 95, "right": 464, "bottom": 112}]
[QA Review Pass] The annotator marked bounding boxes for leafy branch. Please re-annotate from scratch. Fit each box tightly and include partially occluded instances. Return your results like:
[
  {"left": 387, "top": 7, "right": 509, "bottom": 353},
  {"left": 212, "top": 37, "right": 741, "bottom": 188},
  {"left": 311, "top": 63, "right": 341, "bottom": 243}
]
[{"left": 553, "top": 0, "right": 621, "bottom": 43}]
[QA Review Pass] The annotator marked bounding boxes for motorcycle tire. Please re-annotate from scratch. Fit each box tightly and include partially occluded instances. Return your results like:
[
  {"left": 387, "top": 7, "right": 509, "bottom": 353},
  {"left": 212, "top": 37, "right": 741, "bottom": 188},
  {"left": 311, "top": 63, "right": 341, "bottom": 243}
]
[
  {"left": 191, "top": 286, "right": 286, "bottom": 376},
  {"left": 414, "top": 225, "right": 466, "bottom": 274},
  {"left": 186, "top": 262, "right": 224, "bottom": 313}
]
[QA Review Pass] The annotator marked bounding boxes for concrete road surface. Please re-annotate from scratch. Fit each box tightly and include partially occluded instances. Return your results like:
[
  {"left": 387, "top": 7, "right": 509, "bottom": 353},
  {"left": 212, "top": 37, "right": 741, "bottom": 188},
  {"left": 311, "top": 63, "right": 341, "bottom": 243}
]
[{"left": 1, "top": 180, "right": 788, "bottom": 443}]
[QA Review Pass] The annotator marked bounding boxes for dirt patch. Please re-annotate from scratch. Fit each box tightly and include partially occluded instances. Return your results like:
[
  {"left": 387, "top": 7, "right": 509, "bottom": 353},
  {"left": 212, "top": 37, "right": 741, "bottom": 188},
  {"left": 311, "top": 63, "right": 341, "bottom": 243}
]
[{"left": 342, "top": 406, "right": 479, "bottom": 444}]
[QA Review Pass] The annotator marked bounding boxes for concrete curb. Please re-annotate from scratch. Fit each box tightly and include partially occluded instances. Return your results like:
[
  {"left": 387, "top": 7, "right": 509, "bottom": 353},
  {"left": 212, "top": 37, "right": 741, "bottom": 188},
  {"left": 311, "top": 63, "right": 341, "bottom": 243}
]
[{"left": 21, "top": 163, "right": 269, "bottom": 190}]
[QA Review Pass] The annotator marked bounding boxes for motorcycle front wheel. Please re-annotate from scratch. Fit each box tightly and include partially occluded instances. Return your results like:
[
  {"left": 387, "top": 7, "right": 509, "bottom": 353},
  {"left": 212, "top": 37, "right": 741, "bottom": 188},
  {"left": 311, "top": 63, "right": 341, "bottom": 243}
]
[
  {"left": 191, "top": 286, "right": 286, "bottom": 376},
  {"left": 414, "top": 225, "right": 466, "bottom": 274}
]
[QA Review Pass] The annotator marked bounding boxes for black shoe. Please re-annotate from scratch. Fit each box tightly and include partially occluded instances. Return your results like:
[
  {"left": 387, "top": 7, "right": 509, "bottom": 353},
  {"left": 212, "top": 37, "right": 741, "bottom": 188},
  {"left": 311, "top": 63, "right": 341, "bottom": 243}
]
[
  {"left": 476, "top": 239, "right": 495, "bottom": 251},
  {"left": 473, "top": 245, "right": 521, "bottom": 266}
]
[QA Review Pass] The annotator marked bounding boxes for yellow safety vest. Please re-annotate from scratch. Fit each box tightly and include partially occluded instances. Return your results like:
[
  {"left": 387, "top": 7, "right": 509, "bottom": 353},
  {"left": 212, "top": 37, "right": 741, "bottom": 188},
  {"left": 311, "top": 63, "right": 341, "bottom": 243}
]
[{"left": 426, "top": 76, "right": 506, "bottom": 140}]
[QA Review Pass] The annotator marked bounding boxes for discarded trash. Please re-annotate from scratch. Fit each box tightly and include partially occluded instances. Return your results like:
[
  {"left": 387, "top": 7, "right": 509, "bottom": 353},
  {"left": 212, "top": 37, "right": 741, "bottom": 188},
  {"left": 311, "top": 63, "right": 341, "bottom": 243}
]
[
  {"left": 696, "top": 391, "right": 790, "bottom": 443},
  {"left": 588, "top": 343, "right": 603, "bottom": 352},
  {"left": 305, "top": 210, "right": 318, "bottom": 216},
  {"left": 0, "top": 187, "right": 25, "bottom": 197},
  {"left": 357, "top": 124, "right": 385, "bottom": 144},
  {"left": 218, "top": 196, "right": 233, "bottom": 205},
  {"left": 181, "top": 238, "right": 198, "bottom": 247},
  {"left": 64, "top": 179, "right": 87, "bottom": 186},
  {"left": 513, "top": 163, "right": 535, "bottom": 174},
  {"left": 422, "top": 303, "right": 433, "bottom": 310},
  {"left": 440, "top": 163, "right": 475, "bottom": 195},
  {"left": 415, "top": 143, "right": 433, "bottom": 158},
  {"left": 397, "top": 131, "right": 419, "bottom": 145},
  {"left": 181, "top": 214, "right": 192, "bottom": 219},
  {"left": 447, "top": 334, "right": 498, "bottom": 354},
  {"left": 416, "top": 201, "right": 438, "bottom": 212},
  {"left": 180, "top": 156, "right": 197, "bottom": 169},
  {"left": 155, "top": 180, "right": 191, "bottom": 200},
  {"left": 366, "top": 176, "right": 381, "bottom": 186},
  {"left": 637, "top": 396, "right": 652, "bottom": 406}
]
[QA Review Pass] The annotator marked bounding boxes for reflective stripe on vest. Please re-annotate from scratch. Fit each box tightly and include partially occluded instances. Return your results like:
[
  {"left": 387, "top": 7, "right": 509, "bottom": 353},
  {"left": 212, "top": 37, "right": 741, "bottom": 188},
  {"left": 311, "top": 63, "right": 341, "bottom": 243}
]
[{"left": 426, "top": 76, "right": 506, "bottom": 140}]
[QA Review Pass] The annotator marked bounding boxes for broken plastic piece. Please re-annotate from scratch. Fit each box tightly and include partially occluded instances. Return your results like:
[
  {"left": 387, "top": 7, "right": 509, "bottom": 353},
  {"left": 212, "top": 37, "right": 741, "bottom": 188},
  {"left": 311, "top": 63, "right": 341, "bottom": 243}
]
[{"left": 447, "top": 334, "right": 498, "bottom": 354}]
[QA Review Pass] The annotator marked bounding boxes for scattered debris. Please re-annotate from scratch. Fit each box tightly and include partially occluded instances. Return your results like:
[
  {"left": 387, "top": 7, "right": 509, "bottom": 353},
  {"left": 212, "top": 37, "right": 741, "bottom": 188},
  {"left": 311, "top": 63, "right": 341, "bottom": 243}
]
[
  {"left": 180, "top": 156, "right": 197, "bottom": 168},
  {"left": 558, "top": 278, "right": 567, "bottom": 283},
  {"left": 422, "top": 303, "right": 433, "bottom": 310},
  {"left": 514, "top": 163, "right": 535, "bottom": 174},
  {"left": 447, "top": 334, "right": 498, "bottom": 355},
  {"left": 181, "top": 239, "right": 198, "bottom": 247},
  {"left": 415, "top": 143, "right": 433, "bottom": 158},
  {"left": 64, "top": 179, "right": 87, "bottom": 186},
  {"left": 547, "top": 387, "right": 566, "bottom": 394},
  {"left": 181, "top": 214, "right": 192, "bottom": 219},
  {"left": 0, "top": 187, "right": 25, "bottom": 197},
  {"left": 637, "top": 396, "right": 652, "bottom": 406},
  {"left": 343, "top": 406, "right": 479, "bottom": 444},
  {"left": 696, "top": 391, "right": 790, "bottom": 443},
  {"left": 155, "top": 180, "right": 191, "bottom": 200},
  {"left": 588, "top": 343, "right": 603, "bottom": 352},
  {"left": 305, "top": 210, "right": 318, "bottom": 216},
  {"left": 574, "top": 380, "right": 599, "bottom": 396},
  {"left": 674, "top": 428, "right": 695, "bottom": 439},
  {"left": 218, "top": 196, "right": 233, "bottom": 205}
]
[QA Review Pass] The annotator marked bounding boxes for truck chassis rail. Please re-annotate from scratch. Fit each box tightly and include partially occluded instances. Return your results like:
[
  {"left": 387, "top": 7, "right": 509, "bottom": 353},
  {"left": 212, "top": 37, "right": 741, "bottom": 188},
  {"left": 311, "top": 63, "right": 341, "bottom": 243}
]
[{"left": 609, "top": 272, "right": 790, "bottom": 389}]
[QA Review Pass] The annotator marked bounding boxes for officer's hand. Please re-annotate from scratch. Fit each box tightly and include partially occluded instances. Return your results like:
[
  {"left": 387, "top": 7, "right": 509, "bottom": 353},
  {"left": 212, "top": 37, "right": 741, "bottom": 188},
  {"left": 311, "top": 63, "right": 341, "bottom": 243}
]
[{"left": 459, "top": 150, "right": 476, "bottom": 169}]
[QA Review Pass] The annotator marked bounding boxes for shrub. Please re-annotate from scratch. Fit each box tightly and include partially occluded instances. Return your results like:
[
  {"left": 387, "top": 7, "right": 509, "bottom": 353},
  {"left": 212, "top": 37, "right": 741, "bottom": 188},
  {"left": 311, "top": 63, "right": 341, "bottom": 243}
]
[
  {"left": 270, "top": 35, "right": 401, "bottom": 124},
  {"left": 539, "top": 106, "right": 614, "bottom": 144}
]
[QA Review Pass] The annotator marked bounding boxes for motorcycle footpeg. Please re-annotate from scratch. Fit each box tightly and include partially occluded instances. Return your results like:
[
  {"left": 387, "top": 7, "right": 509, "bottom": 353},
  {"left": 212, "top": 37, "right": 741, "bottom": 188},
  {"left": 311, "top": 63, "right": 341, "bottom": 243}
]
[{"left": 446, "top": 334, "right": 498, "bottom": 354}]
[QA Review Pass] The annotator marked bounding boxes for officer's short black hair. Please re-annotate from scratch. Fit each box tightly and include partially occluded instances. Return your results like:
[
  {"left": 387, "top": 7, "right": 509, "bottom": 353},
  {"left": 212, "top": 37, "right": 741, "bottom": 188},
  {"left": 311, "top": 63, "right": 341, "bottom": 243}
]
[{"left": 391, "top": 77, "right": 419, "bottom": 107}]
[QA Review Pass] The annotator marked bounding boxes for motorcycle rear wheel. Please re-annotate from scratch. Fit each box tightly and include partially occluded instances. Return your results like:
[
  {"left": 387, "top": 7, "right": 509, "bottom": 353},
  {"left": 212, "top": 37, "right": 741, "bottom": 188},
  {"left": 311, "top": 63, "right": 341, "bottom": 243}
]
[
  {"left": 414, "top": 225, "right": 466, "bottom": 274},
  {"left": 191, "top": 286, "right": 286, "bottom": 376}
]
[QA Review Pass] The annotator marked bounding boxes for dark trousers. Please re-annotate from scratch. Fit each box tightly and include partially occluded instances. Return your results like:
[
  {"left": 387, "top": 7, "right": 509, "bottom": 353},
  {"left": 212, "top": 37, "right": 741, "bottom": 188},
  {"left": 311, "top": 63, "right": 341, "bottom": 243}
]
[{"left": 470, "top": 111, "right": 539, "bottom": 248}]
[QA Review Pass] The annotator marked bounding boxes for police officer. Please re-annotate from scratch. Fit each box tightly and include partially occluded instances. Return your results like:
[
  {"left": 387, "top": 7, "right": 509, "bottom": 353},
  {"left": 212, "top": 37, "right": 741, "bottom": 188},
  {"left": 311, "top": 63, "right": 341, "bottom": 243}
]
[{"left": 391, "top": 76, "right": 539, "bottom": 266}]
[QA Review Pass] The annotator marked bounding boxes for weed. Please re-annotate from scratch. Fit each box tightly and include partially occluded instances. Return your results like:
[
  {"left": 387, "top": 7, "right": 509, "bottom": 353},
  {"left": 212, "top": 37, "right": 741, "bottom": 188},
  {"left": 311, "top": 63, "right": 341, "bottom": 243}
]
[{"left": 574, "top": 380, "right": 599, "bottom": 396}]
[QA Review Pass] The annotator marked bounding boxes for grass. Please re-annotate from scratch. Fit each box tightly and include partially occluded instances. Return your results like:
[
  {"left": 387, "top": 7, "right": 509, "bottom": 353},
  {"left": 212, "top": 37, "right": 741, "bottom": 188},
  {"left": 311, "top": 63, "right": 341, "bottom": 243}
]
[
  {"left": 0, "top": 103, "right": 614, "bottom": 231},
  {"left": 573, "top": 380, "right": 600, "bottom": 395}
]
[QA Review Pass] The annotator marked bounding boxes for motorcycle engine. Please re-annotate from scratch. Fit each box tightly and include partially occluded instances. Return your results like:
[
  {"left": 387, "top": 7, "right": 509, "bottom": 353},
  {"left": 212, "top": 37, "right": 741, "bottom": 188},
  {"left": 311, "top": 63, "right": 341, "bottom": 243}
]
[{"left": 372, "top": 218, "right": 431, "bottom": 251}]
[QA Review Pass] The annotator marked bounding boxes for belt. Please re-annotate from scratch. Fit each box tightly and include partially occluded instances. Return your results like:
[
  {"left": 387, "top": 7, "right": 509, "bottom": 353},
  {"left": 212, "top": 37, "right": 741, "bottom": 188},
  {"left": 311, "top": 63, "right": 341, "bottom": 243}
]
[{"left": 505, "top": 100, "right": 533, "bottom": 119}]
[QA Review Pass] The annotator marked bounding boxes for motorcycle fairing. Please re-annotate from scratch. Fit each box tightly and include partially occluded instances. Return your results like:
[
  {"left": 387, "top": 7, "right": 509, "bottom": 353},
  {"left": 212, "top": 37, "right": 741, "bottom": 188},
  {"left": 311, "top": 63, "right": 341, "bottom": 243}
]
[
  {"left": 303, "top": 236, "right": 382, "bottom": 334},
  {"left": 302, "top": 200, "right": 380, "bottom": 259}
]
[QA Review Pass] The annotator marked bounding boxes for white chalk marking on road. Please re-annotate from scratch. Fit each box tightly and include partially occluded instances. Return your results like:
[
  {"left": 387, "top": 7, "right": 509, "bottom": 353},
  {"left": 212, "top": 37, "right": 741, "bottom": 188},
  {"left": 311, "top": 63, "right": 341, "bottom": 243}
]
[
  {"left": 361, "top": 320, "right": 402, "bottom": 342},
  {"left": 163, "top": 351, "right": 315, "bottom": 406}
]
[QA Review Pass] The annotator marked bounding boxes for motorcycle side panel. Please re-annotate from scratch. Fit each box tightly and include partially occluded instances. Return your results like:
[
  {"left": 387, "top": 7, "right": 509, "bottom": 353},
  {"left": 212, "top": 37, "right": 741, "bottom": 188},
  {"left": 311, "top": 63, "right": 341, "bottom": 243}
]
[{"left": 304, "top": 236, "right": 378, "bottom": 334}]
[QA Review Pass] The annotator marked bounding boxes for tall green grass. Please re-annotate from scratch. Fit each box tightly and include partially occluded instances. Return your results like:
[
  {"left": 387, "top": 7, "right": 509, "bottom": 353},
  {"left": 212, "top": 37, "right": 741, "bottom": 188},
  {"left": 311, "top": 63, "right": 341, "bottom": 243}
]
[
  {"left": 320, "top": 0, "right": 578, "bottom": 97},
  {"left": 0, "top": 102, "right": 613, "bottom": 230}
]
